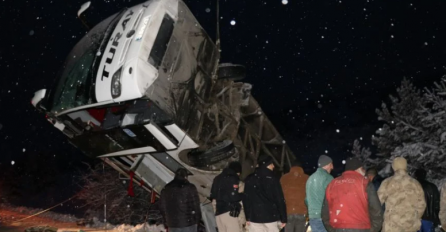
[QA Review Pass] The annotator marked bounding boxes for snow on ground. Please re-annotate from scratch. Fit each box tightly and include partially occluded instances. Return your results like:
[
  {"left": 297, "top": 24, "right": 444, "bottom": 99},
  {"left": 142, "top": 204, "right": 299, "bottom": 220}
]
[
  {"left": 113, "top": 223, "right": 165, "bottom": 232},
  {"left": 0, "top": 204, "right": 166, "bottom": 232},
  {"left": 0, "top": 203, "right": 79, "bottom": 223}
]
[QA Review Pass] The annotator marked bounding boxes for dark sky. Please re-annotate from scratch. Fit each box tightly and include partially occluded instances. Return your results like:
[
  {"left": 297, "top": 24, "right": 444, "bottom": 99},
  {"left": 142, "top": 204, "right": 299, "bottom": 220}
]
[{"left": 1, "top": 0, "right": 446, "bottom": 204}]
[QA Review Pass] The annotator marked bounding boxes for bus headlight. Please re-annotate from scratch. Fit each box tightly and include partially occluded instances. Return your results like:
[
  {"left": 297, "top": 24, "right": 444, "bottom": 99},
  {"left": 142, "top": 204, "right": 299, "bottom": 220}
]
[{"left": 111, "top": 68, "right": 122, "bottom": 98}]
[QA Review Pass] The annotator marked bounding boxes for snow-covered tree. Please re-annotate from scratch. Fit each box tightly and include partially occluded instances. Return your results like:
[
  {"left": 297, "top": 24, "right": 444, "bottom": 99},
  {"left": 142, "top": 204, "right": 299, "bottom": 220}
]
[
  {"left": 351, "top": 139, "right": 374, "bottom": 168},
  {"left": 372, "top": 79, "right": 425, "bottom": 158},
  {"left": 365, "top": 78, "right": 446, "bottom": 183}
]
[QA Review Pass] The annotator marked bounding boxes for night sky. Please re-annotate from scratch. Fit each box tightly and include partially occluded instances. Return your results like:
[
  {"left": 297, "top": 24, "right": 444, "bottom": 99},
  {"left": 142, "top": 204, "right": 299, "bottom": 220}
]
[{"left": 2, "top": 0, "right": 446, "bottom": 206}]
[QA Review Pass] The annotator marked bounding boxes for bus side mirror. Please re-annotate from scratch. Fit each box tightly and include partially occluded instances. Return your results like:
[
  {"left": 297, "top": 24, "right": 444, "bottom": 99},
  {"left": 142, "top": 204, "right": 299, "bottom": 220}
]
[{"left": 31, "top": 89, "right": 47, "bottom": 107}]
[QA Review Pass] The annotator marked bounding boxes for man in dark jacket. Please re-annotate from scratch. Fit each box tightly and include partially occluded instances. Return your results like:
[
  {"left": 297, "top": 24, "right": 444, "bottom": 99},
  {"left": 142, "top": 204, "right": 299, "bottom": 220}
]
[
  {"left": 414, "top": 168, "right": 440, "bottom": 232},
  {"left": 366, "top": 167, "right": 383, "bottom": 192},
  {"left": 210, "top": 161, "right": 243, "bottom": 232},
  {"left": 322, "top": 157, "right": 383, "bottom": 232},
  {"left": 160, "top": 168, "right": 201, "bottom": 232},
  {"left": 243, "top": 156, "right": 287, "bottom": 232}
]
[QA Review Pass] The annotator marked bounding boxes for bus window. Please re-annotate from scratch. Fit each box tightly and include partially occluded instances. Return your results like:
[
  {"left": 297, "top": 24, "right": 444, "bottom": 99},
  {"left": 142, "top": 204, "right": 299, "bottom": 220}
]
[{"left": 148, "top": 14, "right": 175, "bottom": 69}]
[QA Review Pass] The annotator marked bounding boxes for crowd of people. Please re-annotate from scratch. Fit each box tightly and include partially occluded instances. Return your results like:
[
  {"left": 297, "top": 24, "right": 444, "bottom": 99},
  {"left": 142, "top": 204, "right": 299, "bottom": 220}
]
[{"left": 158, "top": 155, "right": 446, "bottom": 232}]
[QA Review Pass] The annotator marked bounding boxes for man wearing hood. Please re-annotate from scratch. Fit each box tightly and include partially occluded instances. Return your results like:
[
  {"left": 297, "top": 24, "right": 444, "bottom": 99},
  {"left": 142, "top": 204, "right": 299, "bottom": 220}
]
[
  {"left": 439, "top": 185, "right": 446, "bottom": 230},
  {"left": 377, "top": 157, "right": 426, "bottom": 232},
  {"left": 280, "top": 160, "right": 309, "bottom": 232},
  {"left": 322, "top": 157, "right": 383, "bottom": 232},
  {"left": 210, "top": 161, "right": 243, "bottom": 232},
  {"left": 243, "top": 156, "right": 287, "bottom": 232}
]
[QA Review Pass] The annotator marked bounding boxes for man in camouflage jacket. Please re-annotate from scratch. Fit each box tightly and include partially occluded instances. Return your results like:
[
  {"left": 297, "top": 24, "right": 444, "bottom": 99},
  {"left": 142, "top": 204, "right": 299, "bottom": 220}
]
[
  {"left": 377, "top": 157, "right": 426, "bottom": 232},
  {"left": 439, "top": 184, "right": 446, "bottom": 230}
]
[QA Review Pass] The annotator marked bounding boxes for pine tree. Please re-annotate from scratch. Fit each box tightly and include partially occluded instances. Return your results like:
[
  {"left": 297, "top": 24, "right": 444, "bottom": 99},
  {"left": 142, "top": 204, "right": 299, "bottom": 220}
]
[
  {"left": 363, "top": 78, "right": 446, "bottom": 183},
  {"left": 351, "top": 139, "right": 375, "bottom": 168},
  {"left": 372, "top": 79, "right": 425, "bottom": 158}
]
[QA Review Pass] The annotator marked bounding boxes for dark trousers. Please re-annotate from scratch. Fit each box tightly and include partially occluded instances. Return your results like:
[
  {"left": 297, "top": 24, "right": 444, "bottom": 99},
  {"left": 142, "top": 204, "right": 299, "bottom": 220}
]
[
  {"left": 285, "top": 214, "right": 306, "bottom": 232},
  {"left": 169, "top": 224, "right": 197, "bottom": 232}
]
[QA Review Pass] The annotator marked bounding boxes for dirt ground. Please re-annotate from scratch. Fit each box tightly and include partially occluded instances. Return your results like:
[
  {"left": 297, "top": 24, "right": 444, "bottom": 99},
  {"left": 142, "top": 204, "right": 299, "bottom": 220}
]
[{"left": 0, "top": 209, "right": 114, "bottom": 232}]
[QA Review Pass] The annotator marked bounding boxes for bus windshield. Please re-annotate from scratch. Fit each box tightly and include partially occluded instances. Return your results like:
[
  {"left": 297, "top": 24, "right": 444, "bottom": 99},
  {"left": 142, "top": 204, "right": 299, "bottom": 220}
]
[{"left": 45, "top": 10, "right": 126, "bottom": 114}]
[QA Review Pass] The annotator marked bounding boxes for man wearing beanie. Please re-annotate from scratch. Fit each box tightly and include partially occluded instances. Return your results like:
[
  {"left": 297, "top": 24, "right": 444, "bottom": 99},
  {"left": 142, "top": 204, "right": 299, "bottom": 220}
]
[
  {"left": 211, "top": 161, "right": 243, "bottom": 232},
  {"left": 306, "top": 155, "right": 334, "bottom": 232},
  {"left": 377, "top": 157, "right": 426, "bottom": 232},
  {"left": 321, "top": 157, "right": 383, "bottom": 232},
  {"left": 243, "top": 156, "right": 287, "bottom": 232}
]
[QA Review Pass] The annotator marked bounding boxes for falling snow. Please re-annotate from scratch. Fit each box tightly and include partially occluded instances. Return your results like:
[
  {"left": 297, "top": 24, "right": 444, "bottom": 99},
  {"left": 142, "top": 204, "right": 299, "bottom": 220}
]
[{"left": 2, "top": 0, "right": 446, "bottom": 217}]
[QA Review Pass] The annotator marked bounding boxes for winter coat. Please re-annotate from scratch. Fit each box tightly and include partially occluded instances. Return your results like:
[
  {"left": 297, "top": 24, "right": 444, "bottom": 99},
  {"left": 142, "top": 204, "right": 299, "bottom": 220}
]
[
  {"left": 159, "top": 178, "right": 201, "bottom": 228},
  {"left": 417, "top": 178, "right": 440, "bottom": 225},
  {"left": 306, "top": 168, "right": 333, "bottom": 219},
  {"left": 439, "top": 184, "right": 446, "bottom": 228},
  {"left": 280, "top": 166, "right": 309, "bottom": 215},
  {"left": 322, "top": 171, "right": 383, "bottom": 232},
  {"left": 377, "top": 170, "right": 426, "bottom": 232},
  {"left": 210, "top": 167, "right": 242, "bottom": 216},
  {"left": 243, "top": 166, "right": 287, "bottom": 223}
]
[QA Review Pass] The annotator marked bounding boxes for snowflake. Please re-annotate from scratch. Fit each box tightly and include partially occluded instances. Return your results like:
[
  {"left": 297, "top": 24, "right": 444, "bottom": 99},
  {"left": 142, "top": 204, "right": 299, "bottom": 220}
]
[
  {"left": 230, "top": 20, "right": 236, "bottom": 26},
  {"left": 282, "top": 0, "right": 288, "bottom": 5}
]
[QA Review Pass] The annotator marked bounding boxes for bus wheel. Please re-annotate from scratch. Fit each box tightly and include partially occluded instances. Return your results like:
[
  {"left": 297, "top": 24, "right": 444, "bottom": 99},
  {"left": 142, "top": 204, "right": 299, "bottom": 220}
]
[
  {"left": 188, "top": 140, "right": 235, "bottom": 167},
  {"left": 217, "top": 63, "right": 246, "bottom": 81}
]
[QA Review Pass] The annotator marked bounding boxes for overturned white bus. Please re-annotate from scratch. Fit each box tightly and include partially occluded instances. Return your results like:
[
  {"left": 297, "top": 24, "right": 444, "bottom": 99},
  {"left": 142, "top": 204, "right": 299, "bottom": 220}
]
[{"left": 31, "top": 0, "right": 295, "bottom": 230}]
